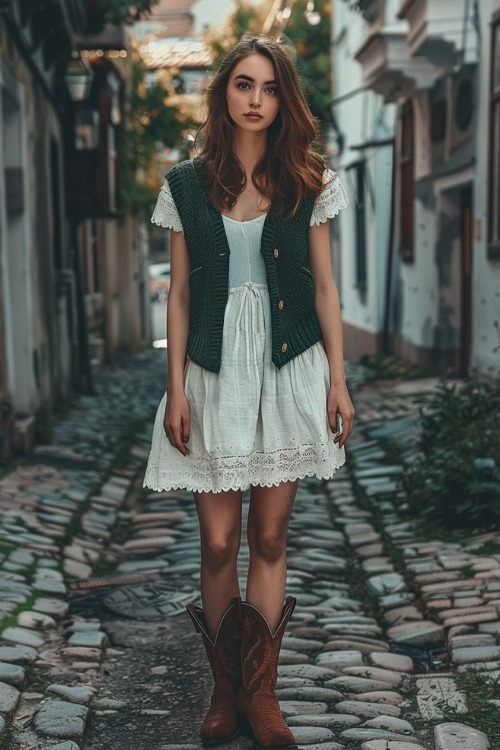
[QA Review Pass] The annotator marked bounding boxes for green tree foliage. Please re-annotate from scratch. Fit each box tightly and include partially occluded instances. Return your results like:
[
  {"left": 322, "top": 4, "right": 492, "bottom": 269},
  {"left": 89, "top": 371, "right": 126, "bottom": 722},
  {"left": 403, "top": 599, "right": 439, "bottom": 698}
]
[
  {"left": 120, "top": 62, "right": 184, "bottom": 216},
  {"left": 204, "top": 1, "right": 265, "bottom": 66},
  {"left": 203, "top": 0, "right": 332, "bottom": 134},
  {"left": 98, "top": 0, "right": 159, "bottom": 24},
  {"left": 285, "top": 0, "right": 332, "bottom": 132}
]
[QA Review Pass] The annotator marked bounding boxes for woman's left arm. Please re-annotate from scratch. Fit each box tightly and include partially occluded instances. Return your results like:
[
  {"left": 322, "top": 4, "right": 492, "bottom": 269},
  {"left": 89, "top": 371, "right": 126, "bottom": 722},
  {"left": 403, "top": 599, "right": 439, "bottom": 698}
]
[{"left": 309, "top": 220, "right": 355, "bottom": 447}]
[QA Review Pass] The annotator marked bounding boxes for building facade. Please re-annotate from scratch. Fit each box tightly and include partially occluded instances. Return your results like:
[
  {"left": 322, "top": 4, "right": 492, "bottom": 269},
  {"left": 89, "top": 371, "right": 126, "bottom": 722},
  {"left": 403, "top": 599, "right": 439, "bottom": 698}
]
[
  {"left": 0, "top": 1, "right": 150, "bottom": 461},
  {"left": 332, "top": 0, "right": 500, "bottom": 377}
]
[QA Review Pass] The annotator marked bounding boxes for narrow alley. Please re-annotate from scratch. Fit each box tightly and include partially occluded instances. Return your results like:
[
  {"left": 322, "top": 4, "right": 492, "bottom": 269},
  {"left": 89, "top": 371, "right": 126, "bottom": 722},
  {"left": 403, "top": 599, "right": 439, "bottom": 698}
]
[{"left": 0, "top": 349, "right": 498, "bottom": 750}]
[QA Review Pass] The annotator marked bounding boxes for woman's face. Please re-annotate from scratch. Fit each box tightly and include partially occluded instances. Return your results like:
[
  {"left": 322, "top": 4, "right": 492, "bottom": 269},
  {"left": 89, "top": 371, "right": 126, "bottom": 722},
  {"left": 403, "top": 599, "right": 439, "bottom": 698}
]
[{"left": 225, "top": 53, "right": 280, "bottom": 134}]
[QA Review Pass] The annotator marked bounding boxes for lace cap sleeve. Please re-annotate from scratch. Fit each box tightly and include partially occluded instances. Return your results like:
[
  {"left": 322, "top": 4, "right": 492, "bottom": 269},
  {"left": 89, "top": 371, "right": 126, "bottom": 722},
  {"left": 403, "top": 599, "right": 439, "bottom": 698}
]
[
  {"left": 310, "top": 169, "right": 349, "bottom": 226},
  {"left": 151, "top": 176, "right": 184, "bottom": 232}
]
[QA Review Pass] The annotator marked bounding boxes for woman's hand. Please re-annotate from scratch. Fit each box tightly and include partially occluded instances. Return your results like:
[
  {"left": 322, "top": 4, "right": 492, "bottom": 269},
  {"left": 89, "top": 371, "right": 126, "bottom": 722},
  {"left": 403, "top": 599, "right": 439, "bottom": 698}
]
[
  {"left": 327, "top": 382, "right": 355, "bottom": 448},
  {"left": 164, "top": 391, "right": 191, "bottom": 456}
]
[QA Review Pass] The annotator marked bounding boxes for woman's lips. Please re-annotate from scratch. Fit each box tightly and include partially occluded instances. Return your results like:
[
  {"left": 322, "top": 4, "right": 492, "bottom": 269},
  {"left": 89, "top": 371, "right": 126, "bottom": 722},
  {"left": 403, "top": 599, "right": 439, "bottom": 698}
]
[{"left": 244, "top": 112, "right": 263, "bottom": 120}]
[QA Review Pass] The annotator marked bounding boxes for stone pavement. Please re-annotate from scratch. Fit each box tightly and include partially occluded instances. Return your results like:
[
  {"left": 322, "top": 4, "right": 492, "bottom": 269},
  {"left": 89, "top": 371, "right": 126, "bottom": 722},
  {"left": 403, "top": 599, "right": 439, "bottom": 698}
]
[{"left": 0, "top": 350, "right": 498, "bottom": 749}]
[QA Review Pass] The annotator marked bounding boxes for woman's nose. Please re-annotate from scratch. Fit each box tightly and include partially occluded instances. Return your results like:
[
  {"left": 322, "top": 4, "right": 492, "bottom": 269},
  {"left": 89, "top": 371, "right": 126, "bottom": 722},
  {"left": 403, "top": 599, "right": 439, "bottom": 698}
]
[{"left": 250, "top": 90, "right": 261, "bottom": 107}]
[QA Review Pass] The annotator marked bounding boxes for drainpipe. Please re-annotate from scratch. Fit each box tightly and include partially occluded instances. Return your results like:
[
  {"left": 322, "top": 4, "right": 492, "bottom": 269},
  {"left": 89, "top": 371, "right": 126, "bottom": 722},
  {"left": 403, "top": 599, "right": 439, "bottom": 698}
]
[{"left": 382, "top": 138, "right": 397, "bottom": 354}]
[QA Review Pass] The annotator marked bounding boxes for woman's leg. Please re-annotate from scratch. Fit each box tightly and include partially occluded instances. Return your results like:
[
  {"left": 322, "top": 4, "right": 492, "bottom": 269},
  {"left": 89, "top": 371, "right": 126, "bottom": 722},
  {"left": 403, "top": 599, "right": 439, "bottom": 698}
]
[
  {"left": 195, "top": 490, "right": 243, "bottom": 639},
  {"left": 246, "top": 480, "right": 298, "bottom": 632}
]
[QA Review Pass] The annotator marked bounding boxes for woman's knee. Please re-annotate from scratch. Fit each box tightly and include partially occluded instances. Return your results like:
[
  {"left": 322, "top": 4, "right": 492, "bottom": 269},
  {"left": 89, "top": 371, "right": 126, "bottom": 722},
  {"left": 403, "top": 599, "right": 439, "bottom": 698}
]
[
  {"left": 202, "top": 533, "right": 240, "bottom": 569},
  {"left": 248, "top": 527, "right": 287, "bottom": 563}
]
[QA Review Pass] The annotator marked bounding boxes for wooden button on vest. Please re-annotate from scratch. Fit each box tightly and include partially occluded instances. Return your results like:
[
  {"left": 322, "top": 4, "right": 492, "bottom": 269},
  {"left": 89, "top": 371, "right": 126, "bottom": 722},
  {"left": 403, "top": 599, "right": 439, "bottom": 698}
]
[
  {"left": 278, "top": 300, "right": 284, "bottom": 310},
  {"left": 281, "top": 342, "right": 288, "bottom": 352},
  {"left": 273, "top": 248, "right": 279, "bottom": 258}
]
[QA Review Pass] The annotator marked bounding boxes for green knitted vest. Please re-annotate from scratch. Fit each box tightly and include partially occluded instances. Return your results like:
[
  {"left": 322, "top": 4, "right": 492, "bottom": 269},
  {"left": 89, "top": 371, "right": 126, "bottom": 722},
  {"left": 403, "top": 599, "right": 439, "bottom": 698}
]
[{"left": 167, "top": 157, "right": 323, "bottom": 373}]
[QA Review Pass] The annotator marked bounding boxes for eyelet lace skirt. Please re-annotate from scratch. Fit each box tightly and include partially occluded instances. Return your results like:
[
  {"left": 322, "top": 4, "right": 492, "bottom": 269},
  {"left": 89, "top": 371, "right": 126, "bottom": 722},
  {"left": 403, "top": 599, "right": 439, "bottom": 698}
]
[{"left": 143, "top": 282, "right": 345, "bottom": 494}]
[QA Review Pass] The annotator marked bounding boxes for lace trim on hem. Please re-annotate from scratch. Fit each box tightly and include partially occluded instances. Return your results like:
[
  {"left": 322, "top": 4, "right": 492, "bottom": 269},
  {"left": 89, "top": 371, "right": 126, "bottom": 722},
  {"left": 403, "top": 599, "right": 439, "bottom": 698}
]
[
  {"left": 143, "top": 442, "right": 345, "bottom": 494},
  {"left": 143, "top": 465, "right": 345, "bottom": 494}
]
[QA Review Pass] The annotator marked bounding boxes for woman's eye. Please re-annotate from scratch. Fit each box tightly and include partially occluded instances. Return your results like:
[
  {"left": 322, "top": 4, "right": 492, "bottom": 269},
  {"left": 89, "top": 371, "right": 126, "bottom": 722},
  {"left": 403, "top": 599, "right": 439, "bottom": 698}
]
[
  {"left": 266, "top": 87, "right": 277, "bottom": 96},
  {"left": 237, "top": 82, "right": 250, "bottom": 90}
]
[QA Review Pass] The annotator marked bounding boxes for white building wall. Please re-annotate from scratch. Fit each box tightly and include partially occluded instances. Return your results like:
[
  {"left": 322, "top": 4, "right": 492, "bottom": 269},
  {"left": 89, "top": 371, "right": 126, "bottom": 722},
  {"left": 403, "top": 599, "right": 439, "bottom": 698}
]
[
  {"left": 0, "top": 70, "right": 35, "bottom": 414},
  {"left": 332, "top": 0, "right": 396, "bottom": 358},
  {"left": 471, "top": 0, "right": 500, "bottom": 376}
]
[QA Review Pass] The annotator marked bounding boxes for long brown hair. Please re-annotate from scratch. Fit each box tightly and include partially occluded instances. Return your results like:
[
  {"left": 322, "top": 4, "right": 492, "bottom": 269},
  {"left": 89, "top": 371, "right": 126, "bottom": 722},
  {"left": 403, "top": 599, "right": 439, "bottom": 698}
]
[{"left": 197, "top": 34, "right": 326, "bottom": 218}]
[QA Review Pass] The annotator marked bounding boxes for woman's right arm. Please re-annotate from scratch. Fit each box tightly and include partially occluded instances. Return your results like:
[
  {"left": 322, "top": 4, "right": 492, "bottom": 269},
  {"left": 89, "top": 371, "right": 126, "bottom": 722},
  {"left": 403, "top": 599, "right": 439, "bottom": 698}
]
[{"left": 164, "top": 229, "right": 191, "bottom": 455}]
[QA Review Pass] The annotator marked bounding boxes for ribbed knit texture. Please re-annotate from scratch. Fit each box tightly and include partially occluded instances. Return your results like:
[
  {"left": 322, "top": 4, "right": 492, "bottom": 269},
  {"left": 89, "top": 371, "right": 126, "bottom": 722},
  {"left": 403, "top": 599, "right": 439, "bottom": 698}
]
[{"left": 167, "top": 157, "right": 322, "bottom": 373}]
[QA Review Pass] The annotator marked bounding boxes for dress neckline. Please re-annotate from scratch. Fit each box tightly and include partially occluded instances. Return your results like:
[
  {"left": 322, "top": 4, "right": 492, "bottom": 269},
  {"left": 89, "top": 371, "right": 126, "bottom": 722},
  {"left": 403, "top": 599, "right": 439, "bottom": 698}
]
[{"left": 221, "top": 213, "right": 267, "bottom": 225}]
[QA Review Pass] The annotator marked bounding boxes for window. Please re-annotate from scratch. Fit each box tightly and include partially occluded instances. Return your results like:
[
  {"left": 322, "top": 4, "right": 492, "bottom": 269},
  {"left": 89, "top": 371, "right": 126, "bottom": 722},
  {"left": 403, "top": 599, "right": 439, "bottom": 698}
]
[
  {"left": 489, "top": 14, "right": 500, "bottom": 259},
  {"left": 400, "top": 99, "right": 415, "bottom": 263},
  {"left": 347, "top": 160, "right": 367, "bottom": 298}
]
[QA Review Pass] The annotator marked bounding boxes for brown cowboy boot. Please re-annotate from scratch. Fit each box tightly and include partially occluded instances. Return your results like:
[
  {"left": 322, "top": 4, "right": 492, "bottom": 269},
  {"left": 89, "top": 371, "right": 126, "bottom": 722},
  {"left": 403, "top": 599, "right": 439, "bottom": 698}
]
[
  {"left": 186, "top": 597, "right": 241, "bottom": 747},
  {"left": 238, "top": 597, "right": 298, "bottom": 750}
]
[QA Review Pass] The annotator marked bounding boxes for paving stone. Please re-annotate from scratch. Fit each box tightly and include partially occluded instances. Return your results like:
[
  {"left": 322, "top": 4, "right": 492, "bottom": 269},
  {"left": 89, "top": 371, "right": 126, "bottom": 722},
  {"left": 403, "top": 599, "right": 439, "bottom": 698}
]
[
  {"left": 351, "top": 691, "right": 405, "bottom": 705},
  {"left": 67, "top": 631, "right": 108, "bottom": 650},
  {"left": 367, "top": 573, "right": 406, "bottom": 597},
  {"left": 0, "top": 681, "right": 20, "bottom": 713},
  {"left": 33, "top": 597, "right": 69, "bottom": 619},
  {"left": 1, "top": 626, "right": 45, "bottom": 648},
  {"left": 478, "top": 622, "right": 500, "bottom": 634},
  {"left": 34, "top": 699, "right": 88, "bottom": 739},
  {"left": 276, "top": 687, "right": 343, "bottom": 702},
  {"left": 0, "top": 663, "right": 25, "bottom": 688},
  {"left": 448, "top": 634, "right": 495, "bottom": 648},
  {"left": 38, "top": 743, "right": 81, "bottom": 750},
  {"left": 315, "top": 650, "right": 364, "bottom": 668},
  {"left": 363, "top": 716, "right": 414, "bottom": 733},
  {"left": 342, "top": 666, "right": 403, "bottom": 688},
  {"left": 383, "top": 606, "right": 423, "bottom": 624},
  {"left": 65, "top": 622, "right": 103, "bottom": 634},
  {"left": 63, "top": 559, "right": 93, "bottom": 579},
  {"left": 325, "top": 676, "right": 396, "bottom": 693},
  {"left": 378, "top": 593, "right": 415, "bottom": 610},
  {"left": 281, "top": 701, "right": 329, "bottom": 717},
  {"left": 437, "top": 605, "right": 498, "bottom": 622},
  {"left": 360, "top": 742, "right": 427, "bottom": 750},
  {"left": 323, "top": 638, "right": 388, "bottom": 654},
  {"left": 386, "top": 621, "right": 444, "bottom": 645},
  {"left": 434, "top": 722, "right": 489, "bottom": 750},
  {"left": 416, "top": 677, "right": 467, "bottom": 719},
  {"left": 288, "top": 726, "right": 335, "bottom": 743},
  {"left": 22, "top": 691, "right": 45, "bottom": 701},
  {"left": 0, "top": 645, "right": 38, "bottom": 663},
  {"left": 61, "top": 647, "right": 103, "bottom": 662},
  {"left": 46, "top": 684, "right": 96, "bottom": 704},
  {"left": 341, "top": 728, "right": 415, "bottom": 742},
  {"left": 451, "top": 645, "right": 500, "bottom": 664},
  {"left": 280, "top": 650, "right": 308, "bottom": 665},
  {"left": 369, "top": 653, "right": 414, "bottom": 673},
  {"left": 17, "top": 610, "right": 57, "bottom": 629},
  {"left": 278, "top": 664, "right": 337, "bottom": 680},
  {"left": 283, "top": 637, "right": 323, "bottom": 652},
  {"left": 335, "top": 701, "right": 401, "bottom": 719},
  {"left": 92, "top": 698, "right": 128, "bottom": 710},
  {"left": 288, "top": 713, "right": 361, "bottom": 727}
]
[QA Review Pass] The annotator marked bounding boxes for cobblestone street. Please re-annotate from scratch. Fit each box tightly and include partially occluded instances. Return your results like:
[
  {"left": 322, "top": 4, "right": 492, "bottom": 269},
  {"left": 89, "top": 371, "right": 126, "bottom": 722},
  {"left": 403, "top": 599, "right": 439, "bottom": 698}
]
[{"left": 0, "top": 349, "right": 498, "bottom": 750}]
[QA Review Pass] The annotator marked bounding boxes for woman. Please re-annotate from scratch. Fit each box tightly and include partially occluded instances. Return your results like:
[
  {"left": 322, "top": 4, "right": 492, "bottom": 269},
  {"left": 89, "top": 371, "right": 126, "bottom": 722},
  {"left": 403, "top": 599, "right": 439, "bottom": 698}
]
[{"left": 145, "top": 34, "right": 354, "bottom": 750}]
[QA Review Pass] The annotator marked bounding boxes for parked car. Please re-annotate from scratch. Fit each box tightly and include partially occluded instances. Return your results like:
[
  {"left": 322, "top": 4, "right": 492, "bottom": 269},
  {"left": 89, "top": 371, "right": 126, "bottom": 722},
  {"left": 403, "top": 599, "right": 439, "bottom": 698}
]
[{"left": 149, "top": 262, "right": 171, "bottom": 302}]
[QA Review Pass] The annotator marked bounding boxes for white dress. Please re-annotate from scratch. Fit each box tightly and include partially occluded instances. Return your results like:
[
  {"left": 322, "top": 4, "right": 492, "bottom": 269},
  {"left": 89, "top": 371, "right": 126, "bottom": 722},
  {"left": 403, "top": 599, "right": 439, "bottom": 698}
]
[{"left": 144, "top": 170, "right": 348, "bottom": 494}]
